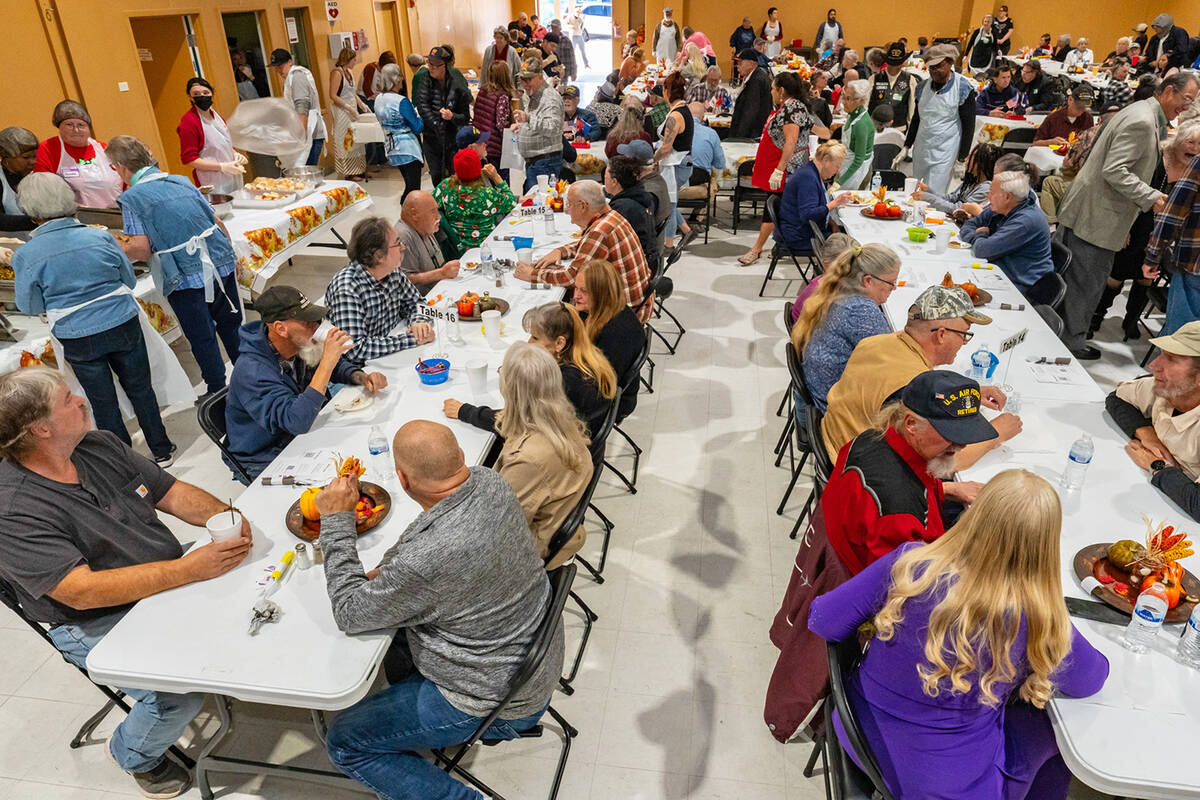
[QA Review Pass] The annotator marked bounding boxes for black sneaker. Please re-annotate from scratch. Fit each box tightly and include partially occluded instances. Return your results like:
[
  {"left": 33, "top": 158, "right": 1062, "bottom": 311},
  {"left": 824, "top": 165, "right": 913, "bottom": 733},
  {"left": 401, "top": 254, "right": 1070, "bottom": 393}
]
[
  {"left": 1071, "top": 345, "right": 1102, "bottom": 360},
  {"left": 154, "top": 443, "right": 178, "bottom": 469},
  {"left": 109, "top": 746, "right": 192, "bottom": 799}
]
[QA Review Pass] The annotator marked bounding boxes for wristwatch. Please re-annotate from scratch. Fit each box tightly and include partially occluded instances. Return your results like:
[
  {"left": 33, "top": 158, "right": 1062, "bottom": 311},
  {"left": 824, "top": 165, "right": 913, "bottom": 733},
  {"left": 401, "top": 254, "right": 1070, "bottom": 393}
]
[{"left": 1150, "top": 459, "right": 1167, "bottom": 476}]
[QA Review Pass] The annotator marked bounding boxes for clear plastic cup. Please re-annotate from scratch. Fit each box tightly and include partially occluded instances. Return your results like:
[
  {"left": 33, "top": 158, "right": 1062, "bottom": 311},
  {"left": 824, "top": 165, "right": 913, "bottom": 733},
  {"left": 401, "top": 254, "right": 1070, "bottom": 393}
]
[{"left": 206, "top": 510, "right": 243, "bottom": 543}]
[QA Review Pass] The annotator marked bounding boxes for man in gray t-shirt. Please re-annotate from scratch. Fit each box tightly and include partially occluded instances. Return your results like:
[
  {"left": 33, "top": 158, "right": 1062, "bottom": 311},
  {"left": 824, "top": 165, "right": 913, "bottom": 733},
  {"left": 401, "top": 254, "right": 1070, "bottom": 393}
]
[
  {"left": 319, "top": 420, "right": 562, "bottom": 800},
  {"left": 395, "top": 190, "right": 460, "bottom": 295},
  {"left": 0, "top": 368, "right": 253, "bottom": 796}
]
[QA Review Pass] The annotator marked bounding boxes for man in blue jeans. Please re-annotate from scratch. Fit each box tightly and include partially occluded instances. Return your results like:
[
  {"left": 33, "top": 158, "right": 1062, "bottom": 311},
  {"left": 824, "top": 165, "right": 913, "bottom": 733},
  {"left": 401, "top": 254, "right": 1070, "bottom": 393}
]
[
  {"left": 108, "top": 135, "right": 243, "bottom": 403},
  {"left": 0, "top": 368, "right": 253, "bottom": 799},
  {"left": 513, "top": 52, "right": 565, "bottom": 192},
  {"left": 316, "top": 420, "right": 562, "bottom": 800}
]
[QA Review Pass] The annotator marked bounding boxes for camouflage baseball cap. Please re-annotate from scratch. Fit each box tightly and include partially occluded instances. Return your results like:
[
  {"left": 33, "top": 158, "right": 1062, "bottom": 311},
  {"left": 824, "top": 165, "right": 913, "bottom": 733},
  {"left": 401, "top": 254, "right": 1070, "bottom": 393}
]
[
  {"left": 908, "top": 285, "right": 991, "bottom": 325},
  {"left": 517, "top": 53, "right": 544, "bottom": 79}
]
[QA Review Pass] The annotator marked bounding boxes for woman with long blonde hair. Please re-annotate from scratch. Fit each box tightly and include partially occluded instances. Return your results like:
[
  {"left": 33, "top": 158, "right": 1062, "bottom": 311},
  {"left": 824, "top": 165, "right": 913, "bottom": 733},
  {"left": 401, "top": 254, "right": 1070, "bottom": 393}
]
[
  {"left": 810, "top": 470, "right": 1109, "bottom": 799},
  {"left": 605, "top": 96, "right": 653, "bottom": 158},
  {"left": 791, "top": 242, "right": 899, "bottom": 411},
  {"left": 445, "top": 302, "right": 616, "bottom": 437},
  {"left": 574, "top": 259, "right": 644, "bottom": 421}
]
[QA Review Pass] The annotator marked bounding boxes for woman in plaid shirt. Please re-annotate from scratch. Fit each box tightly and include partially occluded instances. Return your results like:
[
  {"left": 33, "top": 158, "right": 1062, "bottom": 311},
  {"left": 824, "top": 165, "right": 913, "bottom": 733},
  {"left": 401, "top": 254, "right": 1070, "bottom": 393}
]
[{"left": 1144, "top": 124, "right": 1200, "bottom": 334}]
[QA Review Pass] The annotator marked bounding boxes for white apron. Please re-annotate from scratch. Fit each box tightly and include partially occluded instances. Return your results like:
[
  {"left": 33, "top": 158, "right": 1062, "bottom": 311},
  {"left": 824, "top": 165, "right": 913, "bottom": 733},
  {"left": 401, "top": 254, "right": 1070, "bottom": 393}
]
[
  {"left": 284, "top": 66, "right": 327, "bottom": 168},
  {"left": 763, "top": 21, "right": 783, "bottom": 58},
  {"left": 137, "top": 171, "right": 242, "bottom": 313},
  {"left": 1, "top": 173, "right": 21, "bottom": 216},
  {"left": 654, "top": 23, "right": 680, "bottom": 62},
  {"left": 657, "top": 111, "right": 691, "bottom": 203},
  {"left": 46, "top": 285, "right": 195, "bottom": 417},
  {"left": 56, "top": 137, "right": 123, "bottom": 208},
  {"left": 912, "top": 79, "right": 962, "bottom": 195},
  {"left": 195, "top": 111, "right": 240, "bottom": 196}
]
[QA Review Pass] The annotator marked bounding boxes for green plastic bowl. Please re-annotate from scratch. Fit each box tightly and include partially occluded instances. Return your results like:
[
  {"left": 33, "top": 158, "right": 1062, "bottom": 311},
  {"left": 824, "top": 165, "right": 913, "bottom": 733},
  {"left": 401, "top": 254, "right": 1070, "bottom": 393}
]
[{"left": 906, "top": 226, "right": 931, "bottom": 243}]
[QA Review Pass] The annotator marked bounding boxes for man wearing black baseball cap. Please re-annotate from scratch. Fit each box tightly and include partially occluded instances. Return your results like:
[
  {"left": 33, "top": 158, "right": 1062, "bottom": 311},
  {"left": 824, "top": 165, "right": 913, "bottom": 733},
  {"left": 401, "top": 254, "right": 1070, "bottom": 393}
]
[
  {"left": 415, "top": 46, "right": 471, "bottom": 185},
  {"left": 729, "top": 48, "right": 773, "bottom": 138},
  {"left": 822, "top": 370, "right": 998, "bottom": 574},
  {"left": 224, "top": 286, "right": 387, "bottom": 481},
  {"left": 269, "top": 49, "right": 327, "bottom": 167},
  {"left": 868, "top": 41, "right": 917, "bottom": 130}
]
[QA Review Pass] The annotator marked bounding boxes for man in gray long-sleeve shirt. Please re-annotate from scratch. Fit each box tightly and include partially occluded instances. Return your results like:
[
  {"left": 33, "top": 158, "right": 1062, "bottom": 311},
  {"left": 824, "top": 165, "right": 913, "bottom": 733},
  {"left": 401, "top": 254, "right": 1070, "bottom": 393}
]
[
  {"left": 514, "top": 52, "right": 564, "bottom": 192},
  {"left": 319, "top": 420, "right": 562, "bottom": 799}
]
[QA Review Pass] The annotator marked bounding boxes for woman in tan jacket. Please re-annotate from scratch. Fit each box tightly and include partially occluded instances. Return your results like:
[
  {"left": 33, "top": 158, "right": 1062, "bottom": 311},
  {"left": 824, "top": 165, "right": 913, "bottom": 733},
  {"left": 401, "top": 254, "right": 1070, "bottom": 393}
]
[{"left": 494, "top": 341, "right": 594, "bottom": 568}]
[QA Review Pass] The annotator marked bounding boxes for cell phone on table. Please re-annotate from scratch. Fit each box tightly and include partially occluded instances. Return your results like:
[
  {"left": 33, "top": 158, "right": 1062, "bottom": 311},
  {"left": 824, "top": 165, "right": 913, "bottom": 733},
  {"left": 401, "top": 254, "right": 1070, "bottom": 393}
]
[{"left": 1065, "top": 596, "right": 1129, "bottom": 627}]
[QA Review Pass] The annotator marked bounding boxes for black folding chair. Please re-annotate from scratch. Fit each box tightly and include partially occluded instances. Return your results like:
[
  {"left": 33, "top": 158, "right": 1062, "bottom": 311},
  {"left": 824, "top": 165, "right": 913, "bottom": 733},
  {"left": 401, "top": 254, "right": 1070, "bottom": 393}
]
[
  {"left": 823, "top": 636, "right": 897, "bottom": 800},
  {"left": 809, "top": 220, "right": 829, "bottom": 267},
  {"left": 676, "top": 172, "right": 715, "bottom": 244},
  {"left": 196, "top": 388, "right": 253, "bottom": 485},
  {"left": 776, "top": 344, "right": 816, "bottom": 525},
  {"left": 0, "top": 576, "right": 196, "bottom": 769},
  {"left": 544, "top": 478, "right": 602, "bottom": 694},
  {"left": 732, "top": 158, "right": 768, "bottom": 234},
  {"left": 871, "top": 143, "right": 902, "bottom": 172},
  {"left": 578, "top": 393, "right": 620, "bottom": 585},
  {"left": 432, "top": 566, "right": 579, "bottom": 800},
  {"left": 1034, "top": 304, "right": 1064, "bottom": 337},
  {"left": 604, "top": 331, "right": 652, "bottom": 494},
  {"left": 1050, "top": 239, "right": 1072, "bottom": 276},
  {"left": 762, "top": 194, "right": 818, "bottom": 298},
  {"left": 792, "top": 402, "right": 835, "bottom": 539},
  {"left": 773, "top": 302, "right": 797, "bottom": 423},
  {"left": 873, "top": 170, "right": 907, "bottom": 190},
  {"left": 999, "top": 126, "right": 1036, "bottom": 153},
  {"left": 1027, "top": 270, "right": 1066, "bottom": 309}
]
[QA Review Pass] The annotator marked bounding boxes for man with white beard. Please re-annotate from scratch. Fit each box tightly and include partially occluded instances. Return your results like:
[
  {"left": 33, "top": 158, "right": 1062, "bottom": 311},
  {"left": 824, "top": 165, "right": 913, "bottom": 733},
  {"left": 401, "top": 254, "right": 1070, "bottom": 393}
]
[
  {"left": 820, "top": 370, "right": 1000, "bottom": 575},
  {"left": 224, "top": 285, "right": 387, "bottom": 482}
]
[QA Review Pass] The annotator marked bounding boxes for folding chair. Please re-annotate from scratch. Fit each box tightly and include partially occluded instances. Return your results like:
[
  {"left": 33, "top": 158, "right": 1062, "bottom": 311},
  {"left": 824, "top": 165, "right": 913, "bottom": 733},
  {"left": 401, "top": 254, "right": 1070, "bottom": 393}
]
[
  {"left": 822, "top": 636, "right": 898, "bottom": 800},
  {"left": 871, "top": 143, "right": 902, "bottom": 172},
  {"left": 432, "top": 566, "right": 579, "bottom": 800},
  {"left": 791, "top": 402, "right": 835, "bottom": 539},
  {"left": 578, "top": 394, "right": 620, "bottom": 584},
  {"left": 545, "top": 477, "right": 602, "bottom": 693},
  {"left": 1028, "top": 270, "right": 1066, "bottom": 310},
  {"left": 762, "top": 194, "right": 817, "bottom": 298},
  {"left": 0, "top": 576, "right": 196, "bottom": 769},
  {"left": 999, "top": 126, "right": 1036, "bottom": 153},
  {"left": 196, "top": 388, "right": 253, "bottom": 485},
  {"left": 1033, "top": 304, "right": 1064, "bottom": 337},
  {"left": 1050, "top": 239, "right": 1072, "bottom": 276},
  {"left": 774, "top": 301, "right": 797, "bottom": 423},
  {"left": 873, "top": 170, "right": 907, "bottom": 190},
  {"left": 732, "top": 158, "right": 768, "bottom": 233},
  {"left": 604, "top": 331, "right": 652, "bottom": 494},
  {"left": 677, "top": 172, "right": 716, "bottom": 244},
  {"left": 776, "top": 344, "right": 816, "bottom": 524}
]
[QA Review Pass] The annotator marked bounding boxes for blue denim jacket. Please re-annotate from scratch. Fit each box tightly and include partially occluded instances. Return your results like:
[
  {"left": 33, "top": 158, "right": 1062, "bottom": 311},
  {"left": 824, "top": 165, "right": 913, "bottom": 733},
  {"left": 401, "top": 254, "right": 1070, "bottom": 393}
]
[
  {"left": 13, "top": 218, "right": 139, "bottom": 339},
  {"left": 117, "top": 170, "right": 236, "bottom": 296}
]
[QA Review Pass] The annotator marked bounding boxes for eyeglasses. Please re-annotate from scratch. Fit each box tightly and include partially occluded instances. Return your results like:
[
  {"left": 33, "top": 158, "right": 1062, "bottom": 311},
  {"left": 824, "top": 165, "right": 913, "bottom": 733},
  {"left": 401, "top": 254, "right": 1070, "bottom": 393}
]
[
  {"left": 868, "top": 274, "right": 897, "bottom": 288},
  {"left": 934, "top": 326, "right": 974, "bottom": 342}
]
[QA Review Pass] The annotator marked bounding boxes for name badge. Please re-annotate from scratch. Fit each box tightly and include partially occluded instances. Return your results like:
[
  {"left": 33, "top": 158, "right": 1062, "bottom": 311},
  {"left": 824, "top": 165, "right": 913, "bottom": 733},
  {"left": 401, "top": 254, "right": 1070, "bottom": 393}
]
[
  {"left": 892, "top": 92, "right": 905, "bottom": 102},
  {"left": 62, "top": 167, "right": 81, "bottom": 178},
  {"left": 135, "top": 484, "right": 148, "bottom": 498}
]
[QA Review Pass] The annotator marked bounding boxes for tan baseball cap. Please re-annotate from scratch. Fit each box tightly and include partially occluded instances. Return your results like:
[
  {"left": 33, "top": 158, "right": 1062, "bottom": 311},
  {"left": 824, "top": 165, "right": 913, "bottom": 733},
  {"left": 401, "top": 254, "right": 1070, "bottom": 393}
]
[
  {"left": 1149, "top": 321, "right": 1200, "bottom": 357},
  {"left": 908, "top": 285, "right": 991, "bottom": 325}
]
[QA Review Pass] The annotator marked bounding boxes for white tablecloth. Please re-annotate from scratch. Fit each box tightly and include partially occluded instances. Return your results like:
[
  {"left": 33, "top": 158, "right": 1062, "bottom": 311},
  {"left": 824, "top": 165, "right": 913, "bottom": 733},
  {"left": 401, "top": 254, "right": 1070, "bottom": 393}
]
[{"left": 839, "top": 193, "right": 1200, "bottom": 800}]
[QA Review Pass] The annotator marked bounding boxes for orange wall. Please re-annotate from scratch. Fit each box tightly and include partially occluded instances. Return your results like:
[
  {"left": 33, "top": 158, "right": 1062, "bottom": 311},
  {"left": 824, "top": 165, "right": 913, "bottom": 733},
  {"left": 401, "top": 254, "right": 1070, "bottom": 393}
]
[
  {"left": 405, "top": 0, "right": 515, "bottom": 71},
  {"left": 131, "top": 16, "right": 198, "bottom": 176}
]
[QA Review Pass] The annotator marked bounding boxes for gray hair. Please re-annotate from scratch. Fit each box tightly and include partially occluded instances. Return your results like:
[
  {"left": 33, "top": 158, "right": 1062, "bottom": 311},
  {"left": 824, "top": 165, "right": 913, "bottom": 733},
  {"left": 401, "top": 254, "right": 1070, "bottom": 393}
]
[
  {"left": 568, "top": 179, "right": 605, "bottom": 210},
  {"left": 378, "top": 63, "right": 404, "bottom": 93},
  {"left": 347, "top": 216, "right": 394, "bottom": 267},
  {"left": 993, "top": 170, "right": 1030, "bottom": 199},
  {"left": 1116, "top": 36, "right": 1130, "bottom": 47},
  {"left": 17, "top": 172, "right": 78, "bottom": 220},
  {"left": 1165, "top": 122, "right": 1200, "bottom": 168},
  {"left": 0, "top": 367, "right": 66, "bottom": 459},
  {"left": 105, "top": 135, "right": 157, "bottom": 172},
  {"left": 1159, "top": 71, "right": 1200, "bottom": 98},
  {"left": 844, "top": 79, "right": 871, "bottom": 102},
  {"left": 0, "top": 127, "right": 38, "bottom": 158},
  {"left": 51, "top": 100, "right": 91, "bottom": 129},
  {"left": 706, "top": 65, "right": 722, "bottom": 77},
  {"left": 843, "top": 49, "right": 859, "bottom": 62},
  {"left": 406, "top": 53, "right": 425, "bottom": 69}
]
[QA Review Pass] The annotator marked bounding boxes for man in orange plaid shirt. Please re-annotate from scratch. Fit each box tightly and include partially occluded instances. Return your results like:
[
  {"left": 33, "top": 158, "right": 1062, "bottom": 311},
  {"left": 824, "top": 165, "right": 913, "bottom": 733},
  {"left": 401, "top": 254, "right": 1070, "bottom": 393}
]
[{"left": 514, "top": 181, "right": 655, "bottom": 322}]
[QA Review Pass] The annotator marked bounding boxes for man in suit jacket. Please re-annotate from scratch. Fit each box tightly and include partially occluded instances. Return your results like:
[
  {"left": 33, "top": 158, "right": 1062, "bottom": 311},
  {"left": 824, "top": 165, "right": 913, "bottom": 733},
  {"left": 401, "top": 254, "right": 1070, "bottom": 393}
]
[
  {"left": 730, "top": 49, "right": 773, "bottom": 139},
  {"left": 1056, "top": 73, "right": 1199, "bottom": 359}
]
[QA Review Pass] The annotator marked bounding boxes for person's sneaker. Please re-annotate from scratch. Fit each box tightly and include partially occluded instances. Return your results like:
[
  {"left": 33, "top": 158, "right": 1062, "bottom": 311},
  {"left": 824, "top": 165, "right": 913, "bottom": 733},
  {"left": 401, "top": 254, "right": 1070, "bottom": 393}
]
[
  {"left": 108, "top": 744, "right": 192, "bottom": 799},
  {"left": 1071, "top": 345, "right": 1102, "bottom": 360},
  {"left": 154, "top": 443, "right": 178, "bottom": 468}
]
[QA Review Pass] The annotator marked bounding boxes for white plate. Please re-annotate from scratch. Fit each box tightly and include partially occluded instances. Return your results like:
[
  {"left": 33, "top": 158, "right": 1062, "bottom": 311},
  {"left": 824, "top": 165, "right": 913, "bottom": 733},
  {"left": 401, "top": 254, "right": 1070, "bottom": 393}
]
[{"left": 333, "top": 387, "right": 374, "bottom": 414}]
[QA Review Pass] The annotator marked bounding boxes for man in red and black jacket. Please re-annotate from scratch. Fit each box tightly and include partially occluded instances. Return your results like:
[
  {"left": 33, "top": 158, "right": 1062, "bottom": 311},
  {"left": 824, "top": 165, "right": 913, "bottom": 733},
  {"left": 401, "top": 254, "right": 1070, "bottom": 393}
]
[{"left": 822, "top": 370, "right": 998, "bottom": 575}]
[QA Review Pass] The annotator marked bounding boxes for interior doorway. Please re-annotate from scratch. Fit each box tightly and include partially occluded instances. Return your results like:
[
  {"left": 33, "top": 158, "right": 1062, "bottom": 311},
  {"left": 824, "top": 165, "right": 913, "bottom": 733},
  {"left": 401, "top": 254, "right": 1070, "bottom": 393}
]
[
  {"left": 130, "top": 15, "right": 202, "bottom": 176},
  {"left": 221, "top": 11, "right": 272, "bottom": 100},
  {"left": 283, "top": 8, "right": 315, "bottom": 70}
]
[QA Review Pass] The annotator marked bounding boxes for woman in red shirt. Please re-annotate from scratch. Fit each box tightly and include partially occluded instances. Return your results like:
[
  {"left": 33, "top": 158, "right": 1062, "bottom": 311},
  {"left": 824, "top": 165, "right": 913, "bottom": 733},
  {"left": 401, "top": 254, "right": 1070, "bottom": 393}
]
[
  {"left": 34, "top": 100, "right": 123, "bottom": 208},
  {"left": 176, "top": 77, "right": 245, "bottom": 195}
]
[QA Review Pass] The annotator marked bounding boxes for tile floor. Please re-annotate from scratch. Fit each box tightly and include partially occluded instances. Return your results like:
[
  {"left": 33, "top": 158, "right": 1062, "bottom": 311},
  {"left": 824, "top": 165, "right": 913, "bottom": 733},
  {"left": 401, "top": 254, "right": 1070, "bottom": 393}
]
[{"left": 0, "top": 167, "right": 1146, "bottom": 798}]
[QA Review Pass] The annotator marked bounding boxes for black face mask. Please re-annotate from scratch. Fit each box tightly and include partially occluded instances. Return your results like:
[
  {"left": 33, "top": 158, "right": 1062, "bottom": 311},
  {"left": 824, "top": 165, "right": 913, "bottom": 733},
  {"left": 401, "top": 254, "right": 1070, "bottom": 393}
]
[{"left": 193, "top": 95, "right": 214, "bottom": 111}]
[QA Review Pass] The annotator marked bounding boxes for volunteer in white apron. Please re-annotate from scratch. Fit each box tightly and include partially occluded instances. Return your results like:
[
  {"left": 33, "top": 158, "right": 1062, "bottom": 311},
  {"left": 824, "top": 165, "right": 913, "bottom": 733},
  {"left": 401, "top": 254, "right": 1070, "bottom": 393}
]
[
  {"left": 0, "top": 126, "right": 38, "bottom": 231},
  {"left": 177, "top": 77, "right": 245, "bottom": 196},
  {"left": 271, "top": 48, "right": 328, "bottom": 168},
  {"left": 910, "top": 46, "right": 974, "bottom": 195},
  {"left": 652, "top": 10, "right": 682, "bottom": 63},
  {"left": 834, "top": 81, "right": 875, "bottom": 190},
  {"left": 762, "top": 10, "right": 783, "bottom": 60},
  {"left": 654, "top": 78, "right": 693, "bottom": 248},
  {"left": 10, "top": 174, "right": 190, "bottom": 464},
  {"left": 40, "top": 100, "right": 124, "bottom": 208}
]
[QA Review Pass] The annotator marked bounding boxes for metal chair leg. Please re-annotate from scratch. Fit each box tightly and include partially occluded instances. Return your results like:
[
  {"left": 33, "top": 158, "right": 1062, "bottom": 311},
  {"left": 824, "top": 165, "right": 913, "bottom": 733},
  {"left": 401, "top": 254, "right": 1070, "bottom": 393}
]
[
  {"left": 603, "top": 459, "right": 637, "bottom": 494},
  {"left": 650, "top": 323, "right": 678, "bottom": 355},
  {"left": 804, "top": 727, "right": 824, "bottom": 777},
  {"left": 776, "top": 451, "right": 809, "bottom": 516},
  {"left": 561, "top": 590, "right": 597, "bottom": 686},
  {"left": 760, "top": 252, "right": 780, "bottom": 297},
  {"left": 773, "top": 413, "right": 794, "bottom": 460},
  {"left": 790, "top": 487, "right": 816, "bottom": 540},
  {"left": 640, "top": 355, "right": 656, "bottom": 393},
  {"left": 71, "top": 697, "right": 121, "bottom": 749}
]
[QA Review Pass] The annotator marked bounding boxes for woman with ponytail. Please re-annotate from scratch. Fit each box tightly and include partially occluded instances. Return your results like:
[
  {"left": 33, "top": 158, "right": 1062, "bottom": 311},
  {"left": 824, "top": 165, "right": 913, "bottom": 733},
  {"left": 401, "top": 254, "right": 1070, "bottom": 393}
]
[
  {"left": 809, "top": 470, "right": 1108, "bottom": 799},
  {"left": 790, "top": 241, "right": 901, "bottom": 410},
  {"left": 445, "top": 302, "right": 617, "bottom": 436}
]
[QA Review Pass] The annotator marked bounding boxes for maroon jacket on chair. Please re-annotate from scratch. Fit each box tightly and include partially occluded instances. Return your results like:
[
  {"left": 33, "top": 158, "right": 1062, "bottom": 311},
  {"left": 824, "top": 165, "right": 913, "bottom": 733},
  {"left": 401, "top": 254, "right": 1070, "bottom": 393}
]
[{"left": 764, "top": 503, "right": 851, "bottom": 743}]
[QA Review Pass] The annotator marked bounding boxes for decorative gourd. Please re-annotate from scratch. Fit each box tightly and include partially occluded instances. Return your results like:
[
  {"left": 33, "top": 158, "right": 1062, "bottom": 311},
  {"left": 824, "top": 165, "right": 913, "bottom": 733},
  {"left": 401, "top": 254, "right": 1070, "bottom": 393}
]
[{"left": 299, "top": 487, "right": 323, "bottom": 521}]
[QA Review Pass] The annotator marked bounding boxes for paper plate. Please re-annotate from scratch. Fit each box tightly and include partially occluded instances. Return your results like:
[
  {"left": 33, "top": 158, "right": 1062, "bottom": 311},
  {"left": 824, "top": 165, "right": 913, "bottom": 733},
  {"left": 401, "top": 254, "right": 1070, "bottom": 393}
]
[{"left": 333, "top": 387, "right": 374, "bottom": 414}]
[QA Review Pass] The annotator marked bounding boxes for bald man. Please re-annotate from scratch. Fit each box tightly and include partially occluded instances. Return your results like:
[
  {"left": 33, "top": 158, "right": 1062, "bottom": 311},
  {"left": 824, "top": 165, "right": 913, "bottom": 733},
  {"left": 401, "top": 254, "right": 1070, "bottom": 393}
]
[
  {"left": 317, "top": 420, "right": 563, "bottom": 799},
  {"left": 394, "top": 190, "right": 460, "bottom": 295}
]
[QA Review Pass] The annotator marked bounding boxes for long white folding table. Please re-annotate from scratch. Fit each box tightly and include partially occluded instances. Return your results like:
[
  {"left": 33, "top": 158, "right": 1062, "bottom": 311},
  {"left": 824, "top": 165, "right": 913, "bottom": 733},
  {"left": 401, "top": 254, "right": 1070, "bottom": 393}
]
[
  {"left": 84, "top": 209, "right": 574, "bottom": 797},
  {"left": 841, "top": 199, "right": 1200, "bottom": 799}
]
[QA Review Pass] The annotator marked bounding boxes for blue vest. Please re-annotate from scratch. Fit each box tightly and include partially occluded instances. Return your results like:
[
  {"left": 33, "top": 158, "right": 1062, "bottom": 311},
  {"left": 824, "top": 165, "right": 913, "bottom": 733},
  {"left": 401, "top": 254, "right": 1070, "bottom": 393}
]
[{"left": 117, "top": 171, "right": 236, "bottom": 296}]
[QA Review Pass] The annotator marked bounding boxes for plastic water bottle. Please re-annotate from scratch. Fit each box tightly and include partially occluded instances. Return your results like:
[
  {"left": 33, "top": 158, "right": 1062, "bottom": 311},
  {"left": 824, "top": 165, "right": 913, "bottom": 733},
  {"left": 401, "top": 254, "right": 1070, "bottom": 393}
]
[
  {"left": 542, "top": 203, "right": 556, "bottom": 234},
  {"left": 1124, "top": 581, "right": 1169, "bottom": 653},
  {"left": 480, "top": 240, "right": 494, "bottom": 277},
  {"left": 1061, "top": 433, "right": 1094, "bottom": 491},
  {"left": 870, "top": 172, "right": 882, "bottom": 194},
  {"left": 1177, "top": 605, "right": 1200, "bottom": 668},
  {"left": 969, "top": 344, "right": 996, "bottom": 381},
  {"left": 367, "top": 426, "right": 392, "bottom": 487}
]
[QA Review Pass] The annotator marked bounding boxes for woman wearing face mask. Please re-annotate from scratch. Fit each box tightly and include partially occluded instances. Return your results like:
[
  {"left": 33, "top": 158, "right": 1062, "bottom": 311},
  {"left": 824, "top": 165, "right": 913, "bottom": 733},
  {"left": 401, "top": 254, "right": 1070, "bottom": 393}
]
[{"left": 176, "top": 77, "right": 245, "bottom": 196}]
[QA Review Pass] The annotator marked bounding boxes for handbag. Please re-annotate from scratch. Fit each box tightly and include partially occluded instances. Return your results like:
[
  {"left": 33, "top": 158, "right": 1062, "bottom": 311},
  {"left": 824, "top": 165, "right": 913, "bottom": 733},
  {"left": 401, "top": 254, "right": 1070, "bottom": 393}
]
[
  {"left": 1159, "top": 238, "right": 1180, "bottom": 276},
  {"left": 583, "top": 28, "right": 590, "bottom": 42}
]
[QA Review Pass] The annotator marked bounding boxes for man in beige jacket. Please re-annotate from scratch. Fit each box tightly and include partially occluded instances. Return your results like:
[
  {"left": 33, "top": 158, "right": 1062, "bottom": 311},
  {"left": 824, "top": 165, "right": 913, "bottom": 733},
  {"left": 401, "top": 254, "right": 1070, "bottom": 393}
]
[{"left": 1055, "top": 73, "right": 1198, "bottom": 359}]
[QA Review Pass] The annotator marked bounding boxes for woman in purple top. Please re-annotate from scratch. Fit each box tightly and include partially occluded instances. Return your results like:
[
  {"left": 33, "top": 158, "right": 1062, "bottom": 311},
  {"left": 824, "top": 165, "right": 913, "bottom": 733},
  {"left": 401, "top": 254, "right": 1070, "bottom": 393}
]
[
  {"left": 810, "top": 469, "right": 1109, "bottom": 799},
  {"left": 790, "top": 241, "right": 899, "bottom": 412}
]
